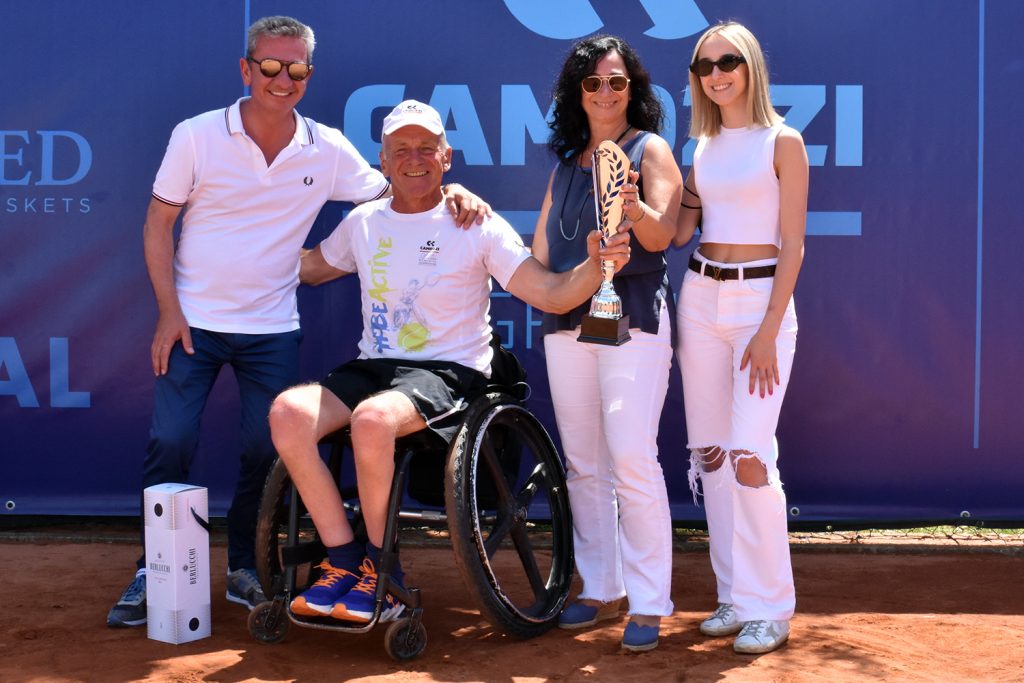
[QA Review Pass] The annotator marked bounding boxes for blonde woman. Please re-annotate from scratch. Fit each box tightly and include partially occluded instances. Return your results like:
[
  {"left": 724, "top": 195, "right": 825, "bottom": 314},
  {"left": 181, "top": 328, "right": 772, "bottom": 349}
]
[{"left": 674, "top": 22, "right": 808, "bottom": 654}]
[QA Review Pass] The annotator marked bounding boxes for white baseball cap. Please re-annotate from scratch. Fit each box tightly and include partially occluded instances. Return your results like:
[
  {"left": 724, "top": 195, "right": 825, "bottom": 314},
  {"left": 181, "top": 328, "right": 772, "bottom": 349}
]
[{"left": 381, "top": 100, "right": 445, "bottom": 136}]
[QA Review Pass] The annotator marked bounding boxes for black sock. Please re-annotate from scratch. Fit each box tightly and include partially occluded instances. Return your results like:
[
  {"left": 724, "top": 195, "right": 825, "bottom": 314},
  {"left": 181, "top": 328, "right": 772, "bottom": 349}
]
[
  {"left": 366, "top": 542, "right": 404, "bottom": 583},
  {"left": 325, "top": 540, "right": 364, "bottom": 574}
]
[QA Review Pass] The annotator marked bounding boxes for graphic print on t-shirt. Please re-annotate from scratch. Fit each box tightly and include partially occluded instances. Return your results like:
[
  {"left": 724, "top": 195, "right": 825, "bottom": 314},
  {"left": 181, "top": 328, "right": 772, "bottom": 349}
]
[
  {"left": 367, "top": 236, "right": 395, "bottom": 354},
  {"left": 393, "top": 272, "right": 442, "bottom": 351}
]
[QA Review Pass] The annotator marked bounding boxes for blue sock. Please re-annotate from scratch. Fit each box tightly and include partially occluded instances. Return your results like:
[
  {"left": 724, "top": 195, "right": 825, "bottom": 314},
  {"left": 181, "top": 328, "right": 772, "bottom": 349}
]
[
  {"left": 366, "top": 542, "right": 404, "bottom": 584},
  {"left": 325, "top": 540, "right": 363, "bottom": 574}
]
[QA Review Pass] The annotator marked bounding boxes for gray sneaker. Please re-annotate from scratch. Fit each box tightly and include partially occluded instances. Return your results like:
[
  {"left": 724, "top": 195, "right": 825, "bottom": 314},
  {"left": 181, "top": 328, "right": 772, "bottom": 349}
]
[
  {"left": 733, "top": 619, "right": 790, "bottom": 654},
  {"left": 107, "top": 569, "right": 147, "bottom": 627},
  {"left": 226, "top": 567, "right": 266, "bottom": 610},
  {"left": 700, "top": 603, "right": 742, "bottom": 636}
]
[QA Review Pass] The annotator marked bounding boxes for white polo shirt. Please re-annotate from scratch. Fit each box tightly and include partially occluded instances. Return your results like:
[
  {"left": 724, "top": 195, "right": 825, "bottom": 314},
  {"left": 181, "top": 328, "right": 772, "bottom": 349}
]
[
  {"left": 320, "top": 199, "right": 531, "bottom": 374},
  {"left": 152, "top": 98, "right": 389, "bottom": 334}
]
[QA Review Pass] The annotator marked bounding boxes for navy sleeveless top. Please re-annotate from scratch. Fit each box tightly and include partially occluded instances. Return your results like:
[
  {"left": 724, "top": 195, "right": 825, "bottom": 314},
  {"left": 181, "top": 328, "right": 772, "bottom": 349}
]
[{"left": 542, "top": 132, "right": 675, "bottom": 339}]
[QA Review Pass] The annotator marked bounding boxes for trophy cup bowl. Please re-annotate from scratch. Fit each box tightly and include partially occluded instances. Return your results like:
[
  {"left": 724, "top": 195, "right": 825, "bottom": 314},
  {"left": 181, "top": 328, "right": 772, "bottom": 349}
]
[{"left": 577, "top": 140, "right": 632, "bottom": 345}]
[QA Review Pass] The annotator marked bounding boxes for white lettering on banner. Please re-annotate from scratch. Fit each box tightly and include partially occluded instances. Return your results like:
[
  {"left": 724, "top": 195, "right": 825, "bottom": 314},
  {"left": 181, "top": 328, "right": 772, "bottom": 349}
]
[
  {"left": 0, "top": 337, "right": 91, "bottom": 408},
  {"left": 5, "top": 197, "right": 91, "bottom": 214}
]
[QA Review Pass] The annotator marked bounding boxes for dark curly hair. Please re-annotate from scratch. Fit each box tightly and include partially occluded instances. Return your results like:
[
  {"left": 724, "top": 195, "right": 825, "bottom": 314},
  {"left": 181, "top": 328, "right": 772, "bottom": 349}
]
[{"left": 548, "top": 35, "right": 665, "bottom": 165}]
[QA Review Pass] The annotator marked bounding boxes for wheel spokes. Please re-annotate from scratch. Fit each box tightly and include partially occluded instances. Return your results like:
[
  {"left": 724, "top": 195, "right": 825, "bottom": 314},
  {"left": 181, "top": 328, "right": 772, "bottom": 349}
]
[{"left": 509, "top": 521, "right": 547, "bottom": 599}]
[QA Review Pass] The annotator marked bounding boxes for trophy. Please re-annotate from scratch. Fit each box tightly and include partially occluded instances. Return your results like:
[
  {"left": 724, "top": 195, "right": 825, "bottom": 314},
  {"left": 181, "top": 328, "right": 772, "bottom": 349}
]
[{"left": 577, "top": 139, "right": 632, "bottom": 345}]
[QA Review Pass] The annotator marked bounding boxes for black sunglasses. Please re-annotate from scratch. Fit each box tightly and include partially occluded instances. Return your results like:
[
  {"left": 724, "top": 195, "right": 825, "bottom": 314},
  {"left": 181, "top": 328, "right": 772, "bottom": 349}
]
[
  {"left": 689, "top": 54, "right": 746, "bottom": 77},
  {"left": 247, "top": 57, "right": 312, "bottom": 82},
  {"left": 581, "top": 74, "right": 631, "bottom": 93}
]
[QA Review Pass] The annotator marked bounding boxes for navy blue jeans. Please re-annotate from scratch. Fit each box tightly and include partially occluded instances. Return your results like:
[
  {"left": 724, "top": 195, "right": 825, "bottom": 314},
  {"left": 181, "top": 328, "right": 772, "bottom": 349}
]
[{"left": 138, "top": 327, "right": 302, "bottom": 571}]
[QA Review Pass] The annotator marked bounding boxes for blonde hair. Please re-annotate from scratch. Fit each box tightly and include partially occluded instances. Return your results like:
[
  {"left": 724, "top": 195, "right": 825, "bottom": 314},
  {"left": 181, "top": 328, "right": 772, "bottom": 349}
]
[{"left": 687, "top": 22, "right": 782, "bottom": 138}]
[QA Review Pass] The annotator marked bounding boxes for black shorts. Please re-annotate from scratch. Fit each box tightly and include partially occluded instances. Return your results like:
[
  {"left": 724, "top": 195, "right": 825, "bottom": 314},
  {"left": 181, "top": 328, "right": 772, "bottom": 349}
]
[{"left": 320, "top": 358, "right": 488, "bottom": 445}]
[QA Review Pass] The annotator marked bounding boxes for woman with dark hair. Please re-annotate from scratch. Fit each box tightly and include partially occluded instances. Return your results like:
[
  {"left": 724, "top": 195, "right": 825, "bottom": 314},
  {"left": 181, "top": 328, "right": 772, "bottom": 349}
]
[{"left": 531, "top": 34, "right": 682, "bottom": 652}]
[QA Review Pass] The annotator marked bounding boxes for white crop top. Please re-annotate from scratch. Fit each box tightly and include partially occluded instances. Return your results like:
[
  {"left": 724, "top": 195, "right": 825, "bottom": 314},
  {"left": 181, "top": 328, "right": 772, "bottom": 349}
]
[{"left": 693, "top": 124, "right": 783, "bottom": 248}]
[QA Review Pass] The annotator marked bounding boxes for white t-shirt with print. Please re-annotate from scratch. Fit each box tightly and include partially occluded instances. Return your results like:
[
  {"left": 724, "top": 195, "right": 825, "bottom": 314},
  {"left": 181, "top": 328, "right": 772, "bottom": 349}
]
[{"left": 319, "top": 199, "right": 530, "bottom": 374}]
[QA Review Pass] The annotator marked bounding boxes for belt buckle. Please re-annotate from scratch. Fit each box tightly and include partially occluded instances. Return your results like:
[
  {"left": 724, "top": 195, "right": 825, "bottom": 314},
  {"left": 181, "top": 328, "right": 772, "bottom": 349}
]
[{"left": 709, "top": 265, "right": 723, "bottom": 281}]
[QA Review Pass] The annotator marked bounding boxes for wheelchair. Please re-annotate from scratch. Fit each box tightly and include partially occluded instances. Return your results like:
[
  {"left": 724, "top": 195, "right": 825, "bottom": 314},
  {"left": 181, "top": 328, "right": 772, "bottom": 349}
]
[{"left": 247, "top": 341, "right": 574, "bottom": 661}]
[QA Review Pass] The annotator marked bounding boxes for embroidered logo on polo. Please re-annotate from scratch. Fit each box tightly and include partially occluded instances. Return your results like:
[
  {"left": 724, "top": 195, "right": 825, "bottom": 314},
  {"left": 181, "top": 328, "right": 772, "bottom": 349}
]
[
  {"left": 418, "top": 240, "right": 440, "bottom": 266},
  {"left": 303, "top": 176, "right": 313, "bottom": 186}
]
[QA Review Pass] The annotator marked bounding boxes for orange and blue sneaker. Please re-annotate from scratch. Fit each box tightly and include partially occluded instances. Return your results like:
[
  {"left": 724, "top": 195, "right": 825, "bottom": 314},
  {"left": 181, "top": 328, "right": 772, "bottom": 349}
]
[
  {"left": 290, "top": 560, "right": 360, "bottom": 617},
  {"left": 330, "top": 557, "right": 405, "bottom": 623}
]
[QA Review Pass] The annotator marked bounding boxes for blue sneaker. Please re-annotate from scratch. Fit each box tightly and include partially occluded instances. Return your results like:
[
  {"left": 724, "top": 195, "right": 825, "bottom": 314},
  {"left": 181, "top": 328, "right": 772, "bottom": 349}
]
[
  {"left": 107, "top": 569, "right": 147, "bottom": 627},
  {"left": 621, "top": 620, "right": 660, "bottom": 652},
  {"left": 226, "top": 567, "right": 266, "bottom": 610},
  {"left": 291, "top": 561, "right": 360, "bottom": 617},
  {"left": 557, "top": 599, "right": 622, "bottom": 630},
  {"left": 330, "top": 557, "right": 405, "bottom": 623}
]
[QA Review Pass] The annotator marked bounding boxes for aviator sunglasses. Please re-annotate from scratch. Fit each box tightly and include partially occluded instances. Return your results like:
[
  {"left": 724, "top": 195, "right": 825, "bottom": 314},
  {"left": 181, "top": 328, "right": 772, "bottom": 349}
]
[
  {"left": 689, "top": 54, "right": 746, "bottom": 77},
  {"left": 581, "top": 74, "right": 631, "bottom": 93},
  {"left": 247, "top": 57, "right": 312, "bottom": 81}
]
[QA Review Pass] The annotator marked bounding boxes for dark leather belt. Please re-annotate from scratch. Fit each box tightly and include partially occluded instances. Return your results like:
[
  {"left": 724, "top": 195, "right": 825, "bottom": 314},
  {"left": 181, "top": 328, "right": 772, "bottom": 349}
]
[{"left": 688, "top": 255, "right": 776, "bottom": 281}]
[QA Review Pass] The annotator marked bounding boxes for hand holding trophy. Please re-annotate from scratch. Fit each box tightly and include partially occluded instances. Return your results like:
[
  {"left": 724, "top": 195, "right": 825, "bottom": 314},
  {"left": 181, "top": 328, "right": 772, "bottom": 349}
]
[{"left": 577, "top": 140, "right": 632, "bottom": 345}]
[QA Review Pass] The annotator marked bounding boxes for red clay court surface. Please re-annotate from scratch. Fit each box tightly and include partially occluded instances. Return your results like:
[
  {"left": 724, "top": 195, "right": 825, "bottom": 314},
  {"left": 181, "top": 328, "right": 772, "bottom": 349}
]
[{"left": 1, "top": 525, "right": 1022, "bottom": 682}]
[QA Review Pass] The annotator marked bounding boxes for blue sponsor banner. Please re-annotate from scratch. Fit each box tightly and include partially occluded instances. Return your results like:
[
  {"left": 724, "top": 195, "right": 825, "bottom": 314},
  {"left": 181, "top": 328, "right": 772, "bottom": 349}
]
[{"left": 2, "top": 0, "right": 1021, "bottom": 522}]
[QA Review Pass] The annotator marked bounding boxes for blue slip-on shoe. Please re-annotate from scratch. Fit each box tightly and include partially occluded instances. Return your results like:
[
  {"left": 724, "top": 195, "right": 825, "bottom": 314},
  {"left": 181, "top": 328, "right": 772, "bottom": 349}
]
[
  {"left": 330, "top": 557, "right": 405, "bottom": 623},
  {"left": 557, "top": 599, "right": 622, "bottom": 630},
  {"left": 290, "top": 561, "right": 360, "bottom": 617},
  {"left": 107, "top": 569, "right": 147, "bottom": 627},
  {"left": 621, "top": 621, "right": 660, "bottom": 652}
]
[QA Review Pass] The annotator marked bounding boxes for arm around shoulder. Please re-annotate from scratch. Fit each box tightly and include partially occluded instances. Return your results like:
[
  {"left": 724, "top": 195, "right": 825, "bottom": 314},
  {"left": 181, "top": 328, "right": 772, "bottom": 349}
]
[
  {"left": 673, "top": 168, "right": 701, "bottom": 247},
  {"left": 300, "top": 245, "right": 349, "bottom": 286}
]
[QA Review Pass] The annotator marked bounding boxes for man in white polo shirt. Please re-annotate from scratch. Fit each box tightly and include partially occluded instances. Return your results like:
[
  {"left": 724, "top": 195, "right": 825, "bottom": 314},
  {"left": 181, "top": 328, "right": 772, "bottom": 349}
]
[
  {"left": 107, "top": 17, "right": 488, "bottom": 628},
  {"left": 265, "top": 100, "right": 632, "bottom": 624}
]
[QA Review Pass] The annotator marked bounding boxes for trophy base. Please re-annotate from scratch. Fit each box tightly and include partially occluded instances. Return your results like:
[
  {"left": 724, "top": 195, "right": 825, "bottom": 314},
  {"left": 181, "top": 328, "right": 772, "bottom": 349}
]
[{"left": 577, "top": 314, "right": 632, "bottom": 346}]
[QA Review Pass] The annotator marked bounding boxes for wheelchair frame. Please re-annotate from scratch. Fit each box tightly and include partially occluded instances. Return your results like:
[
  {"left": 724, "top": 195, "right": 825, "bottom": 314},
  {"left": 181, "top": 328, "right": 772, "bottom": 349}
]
[{"left": 248, "top": 388, "right": 574, "bottom": 661}]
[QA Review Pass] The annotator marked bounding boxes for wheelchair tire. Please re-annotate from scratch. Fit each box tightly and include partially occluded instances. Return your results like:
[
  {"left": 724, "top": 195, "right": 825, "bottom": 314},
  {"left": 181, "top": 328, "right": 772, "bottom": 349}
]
[
  {"left": 254, "top": 458, "right": 318, "bottom": 599},
  {"left": 254, "top": 458, "right": 291, "bottom": 598},
  {"left": 445, "top": 393, "right": 573, "bottom": 639},
  {"left": 248, "top": 600, "right": 289, "bottom": 644},
  {"left": 383, "top": 617, "right": 428, "bottom": 661}
]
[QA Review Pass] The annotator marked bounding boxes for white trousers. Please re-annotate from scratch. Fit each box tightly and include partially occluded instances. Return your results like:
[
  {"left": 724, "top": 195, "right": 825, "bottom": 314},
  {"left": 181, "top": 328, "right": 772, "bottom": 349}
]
[
  {"left": 544, "top": 305, "right": 674, "bottom": 617},
  {"left": 677, "top": 255, "right": 797, "bottom": 622}
]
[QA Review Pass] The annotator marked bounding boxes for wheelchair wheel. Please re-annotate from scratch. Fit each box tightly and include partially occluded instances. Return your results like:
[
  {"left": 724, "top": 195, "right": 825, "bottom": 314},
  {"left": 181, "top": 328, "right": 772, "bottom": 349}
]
[
  {"left": 384, "top": 617, "right": 428, "bottom": 661},
  {"left": 248, "top": 599, "right": 289, "bottom": 644},
  {"left": 445, "top": 393, "right": 573, "bottom": 638},
  {"left": 254, "top": 458, "right": 319, "bottom": 599}
]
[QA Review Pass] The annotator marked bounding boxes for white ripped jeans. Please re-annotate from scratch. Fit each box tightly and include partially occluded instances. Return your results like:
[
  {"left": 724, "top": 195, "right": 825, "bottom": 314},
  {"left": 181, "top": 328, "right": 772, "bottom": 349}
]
[
  {"left": 543, "top": 305, "right": 674, "bottom": 617},
  {"left": 677, "top": 253, "right": 797, "bottom": 622}
]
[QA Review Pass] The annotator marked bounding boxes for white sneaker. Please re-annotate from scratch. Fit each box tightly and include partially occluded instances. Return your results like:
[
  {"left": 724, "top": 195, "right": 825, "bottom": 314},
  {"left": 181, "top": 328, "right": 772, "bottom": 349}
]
[
  {"left": 700, "top": 603, "right": 742, "bottom": 636},
  {"left": 733, "top": 619, "right": 790, "bottom": 654}
]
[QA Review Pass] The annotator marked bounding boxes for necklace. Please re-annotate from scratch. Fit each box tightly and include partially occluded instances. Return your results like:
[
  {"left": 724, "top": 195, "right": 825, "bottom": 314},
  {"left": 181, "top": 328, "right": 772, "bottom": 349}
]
[{"left": 558, "top": 124, "right": 634, "bottom": 241}]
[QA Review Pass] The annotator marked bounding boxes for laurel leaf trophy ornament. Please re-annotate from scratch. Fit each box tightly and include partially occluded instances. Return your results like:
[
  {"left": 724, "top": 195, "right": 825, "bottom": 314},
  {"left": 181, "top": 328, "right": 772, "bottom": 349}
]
[{"left": 577, "top": 140, "right": 632, "bottom": 345}]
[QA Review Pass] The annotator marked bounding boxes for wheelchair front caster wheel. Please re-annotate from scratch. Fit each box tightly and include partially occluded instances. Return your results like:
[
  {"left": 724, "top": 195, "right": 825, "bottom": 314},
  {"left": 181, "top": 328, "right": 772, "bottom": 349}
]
[
  {"left": 248, "top": 600, "right": 289, "bottom": 644},
  {"left": 384, "top": 617, "right": 427, "bottom": 661}
]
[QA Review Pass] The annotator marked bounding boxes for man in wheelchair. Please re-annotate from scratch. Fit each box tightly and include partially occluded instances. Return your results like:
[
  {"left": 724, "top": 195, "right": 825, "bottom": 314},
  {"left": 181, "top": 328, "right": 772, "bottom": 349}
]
[{"left": 267, "top": 100, "right": 631, "bottom": 623}]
